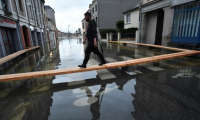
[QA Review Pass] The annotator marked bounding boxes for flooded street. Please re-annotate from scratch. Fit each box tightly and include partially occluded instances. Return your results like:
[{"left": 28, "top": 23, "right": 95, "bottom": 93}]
[{"left": 0, "top": 38, "right": 200, "bottom": 120}]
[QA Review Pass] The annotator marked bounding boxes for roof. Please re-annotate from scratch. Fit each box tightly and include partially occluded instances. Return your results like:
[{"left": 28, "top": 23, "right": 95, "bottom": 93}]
[
  {"left": 122, "top": 3, "right": 139, "bottom": 14},
  {"left": 44, "top": 5, "right": 55, "bottom": 13},
  {"left": 44, "top": 5, "right": 53, "bottom": 9},
  {"left": 81, "top": 18, "right": 85, "bottom": 22}
]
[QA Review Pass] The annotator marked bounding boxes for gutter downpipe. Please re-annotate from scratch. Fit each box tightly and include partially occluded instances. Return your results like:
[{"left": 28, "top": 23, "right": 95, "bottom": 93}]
[
  {"left": 40, "top": 1, "right": 48, "bottom": 53},
  {"left": 33, "top": 0, "right": 39, "bottom": 26},
  {"left": 24, "top": 0, "right": 30, "bottom": 25},
  {"left": 138, "top": 0, "right": 143, "bottom": 43},
  {"left": 14, "top": 0, "right": 23, "bottom": 50},
  {"left": 30, "top": 0, "right": 37, "bottom": 28}
]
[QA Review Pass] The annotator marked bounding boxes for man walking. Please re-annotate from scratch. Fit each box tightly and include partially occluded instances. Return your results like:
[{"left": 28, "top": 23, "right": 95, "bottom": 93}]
[{"left": 78, "top": 12, "right": 106, "bottom": 68}]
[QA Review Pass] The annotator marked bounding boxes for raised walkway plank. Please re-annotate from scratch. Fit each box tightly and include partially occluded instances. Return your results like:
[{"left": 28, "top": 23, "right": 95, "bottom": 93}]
[
  {"left": 0, "top": 46, "right": 40, "bottom": 66},
  {"left": 0, "top": 42, "right": 199, "bottom": 82},
  {"left": 0, "top": 51, "right": 199, "bottom": 82}
]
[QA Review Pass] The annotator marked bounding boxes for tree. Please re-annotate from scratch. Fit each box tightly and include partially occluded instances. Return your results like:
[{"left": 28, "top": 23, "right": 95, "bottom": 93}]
[{"left": 116, "top": 21, "right": 124, "bottom": 30}]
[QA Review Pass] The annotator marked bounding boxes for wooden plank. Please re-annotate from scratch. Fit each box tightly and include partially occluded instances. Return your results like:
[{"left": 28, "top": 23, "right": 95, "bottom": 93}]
[
  {"left": 0, "top": 50, "right": 199, "bottom": 82},
  {"left": 110, "top": 41, "right": 188, "bottom": 52},
  {"left": 0, "top": 46, "right": 40, "bottom": 65}
]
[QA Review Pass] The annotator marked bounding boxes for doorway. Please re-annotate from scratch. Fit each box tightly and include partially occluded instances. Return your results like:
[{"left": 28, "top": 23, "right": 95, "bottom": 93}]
[
  {"left": 1, "top": 28, "right": 16, "bottom": 55},
  {"left": 155, "top": 9, "right": 164, "bottom": 45},
  {"left": 22, "top": 26, "right": 31, "bottom": 48}
]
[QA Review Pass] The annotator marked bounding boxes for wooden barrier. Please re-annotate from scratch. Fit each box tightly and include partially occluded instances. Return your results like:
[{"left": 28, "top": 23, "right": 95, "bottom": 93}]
[
  {"left": 0, "top": 42, "right": 199, "bottom": 82},
  {"left": 0, "top": 50, "right": 200, "bottom": 82},
  {"left": 109, "top": 41, "right": 188, "bottom": 52},
  {"left": 0, "top": 46, "right": 40, "bottom": 66}
]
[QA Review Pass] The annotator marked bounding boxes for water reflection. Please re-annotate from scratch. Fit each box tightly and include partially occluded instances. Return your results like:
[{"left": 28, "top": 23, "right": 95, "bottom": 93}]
[{"left": 0, "top": 38, "right": 199, "bottom": 119}]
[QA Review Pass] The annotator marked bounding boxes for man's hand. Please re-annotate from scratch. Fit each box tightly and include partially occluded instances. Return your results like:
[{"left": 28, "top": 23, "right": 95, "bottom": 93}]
[
  {"left": 94, "top": 38, "right": 97, "bottom": 47},
  {"left": 94, "top": 41, "right": 98, "bottom": 47},
  {"left": 83, "top": 37, "right": 87, "bottom": 44}
]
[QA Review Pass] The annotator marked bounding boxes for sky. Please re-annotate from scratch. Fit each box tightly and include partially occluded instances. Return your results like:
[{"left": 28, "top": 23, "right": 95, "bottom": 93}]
[{"left": 45, "top": 0, "right": 91, "bottom": 33}]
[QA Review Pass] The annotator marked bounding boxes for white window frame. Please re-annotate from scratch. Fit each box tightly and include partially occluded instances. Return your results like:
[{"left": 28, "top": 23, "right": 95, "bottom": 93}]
[{"left": 126, "top": 14, "right": 131, "bottom": 23}]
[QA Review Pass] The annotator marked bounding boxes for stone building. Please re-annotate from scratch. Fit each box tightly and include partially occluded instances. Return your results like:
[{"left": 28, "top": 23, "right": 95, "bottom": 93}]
[
  {"left": 83, "top": 0, "right": 138, "bottom": 39},
  {"left": 44, "top": 5, "right": 57, "bottom": 50},
  {"left": 0, "top": 0, "right": 48, "bottom": 69},
  {"left": 140, "top": 0, "right": 200, "bottom": 47}
]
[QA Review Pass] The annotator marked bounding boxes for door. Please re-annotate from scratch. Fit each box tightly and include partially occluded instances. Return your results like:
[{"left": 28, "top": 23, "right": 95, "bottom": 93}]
[
  {"left": 1, "top": 28, "right": 16, "bottom": 55},
  {"left": 155, "top": 9, "right": 164, "bottom": 45}
]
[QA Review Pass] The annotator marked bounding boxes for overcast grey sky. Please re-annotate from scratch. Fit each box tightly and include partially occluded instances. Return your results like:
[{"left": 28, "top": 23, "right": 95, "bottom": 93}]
[{"left": 45, "top": 0, "right": 91, "bottom": 33}]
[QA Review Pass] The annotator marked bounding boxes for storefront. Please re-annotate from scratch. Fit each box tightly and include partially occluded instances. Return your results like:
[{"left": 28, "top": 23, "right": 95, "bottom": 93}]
[
  {"left": 171, "top": 1, "right": 200, "bottom": 44},
  {"left": 0, "top": 17, "right": 20, "bottom": 57}
]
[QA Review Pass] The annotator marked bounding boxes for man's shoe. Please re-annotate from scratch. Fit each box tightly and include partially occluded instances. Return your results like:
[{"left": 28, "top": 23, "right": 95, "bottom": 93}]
[
  {"left": 78, "top": 64, "right": 86, "bottom": 68},
  {"left": 99, "top": 61, "right": 106, "bottom": 66}
]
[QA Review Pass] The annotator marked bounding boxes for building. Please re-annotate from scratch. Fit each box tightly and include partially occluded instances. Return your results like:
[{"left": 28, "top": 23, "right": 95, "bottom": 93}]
[
  {"left": 171, "top": 0, "right": 200, "bottom": 45},
  {"left": 81, "top": 9, "right": 89, "bottom": 39},
  {"left": 78, "top": 28, "right": 81, "bottom": 34},
  {"left": 122, "top": 3, "right": 139, "bottom": 29},
  {"left": 44, "top": 5, "right": 58, "bottom": 50},
  {"left": 122, "top": 3, "right": 139, "bottom": 42},
  {"left": 0, "top": 0, "right": 47, "bottom": 69},
  {"left": 89, "top": 0, "right": 138, "bottom": 30},
  {"left": 140, "top": 0, "right": 200, "bottom": 47},
  {"left": 82, "top": 0, "right": 138, "bottom": 39}
]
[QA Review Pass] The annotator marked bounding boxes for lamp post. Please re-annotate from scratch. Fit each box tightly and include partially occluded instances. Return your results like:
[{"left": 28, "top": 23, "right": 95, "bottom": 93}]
[
  {"left": 60, "top": 21, "right": 65, "bottom": 40},
  {"left": 68, "top": 25, "right": 70, "bottom": 36}
]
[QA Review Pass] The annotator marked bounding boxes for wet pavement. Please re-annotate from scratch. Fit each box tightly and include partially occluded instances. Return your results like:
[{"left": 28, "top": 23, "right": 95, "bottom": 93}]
[{"left": 0, "top": 38, "right": 200, "bottom": 120}]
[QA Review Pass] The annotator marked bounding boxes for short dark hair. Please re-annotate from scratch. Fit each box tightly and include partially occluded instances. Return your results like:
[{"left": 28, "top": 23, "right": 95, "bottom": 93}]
[{"left": 84, "top": 12, "right": 91, "bottom": 17}]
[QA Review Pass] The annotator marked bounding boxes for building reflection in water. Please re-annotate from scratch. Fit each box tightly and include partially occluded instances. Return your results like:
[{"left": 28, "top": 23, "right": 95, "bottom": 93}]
[
  {"left": 0, "top": 41, "right": 61, "bottom": 120},
  {"left": 131, "top": 65, "right": 200, "bottom": 119},
  {"left": 0, "top": 38, "right": 199, "bottom": 120}
]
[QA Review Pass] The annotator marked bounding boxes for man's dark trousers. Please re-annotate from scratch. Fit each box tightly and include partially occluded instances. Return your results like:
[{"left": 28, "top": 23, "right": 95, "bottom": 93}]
[{"left": 83, "top": 44, "right": 105, "bottom": 65}]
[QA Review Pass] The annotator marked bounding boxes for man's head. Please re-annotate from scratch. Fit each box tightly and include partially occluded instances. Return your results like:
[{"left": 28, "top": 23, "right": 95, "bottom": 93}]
[{"left": 84, "top": 12, "right": 91, "bottom": 22}]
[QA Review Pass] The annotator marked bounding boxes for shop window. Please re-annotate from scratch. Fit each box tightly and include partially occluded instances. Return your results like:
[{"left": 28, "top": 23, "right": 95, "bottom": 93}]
[
  {"left": 172, "top": 1, "right": 200, "bottom": 44},
  {"left": 173, "top": 2, "right": 200, "bottom": 37},
  {"left": 1, "top": 28, "right": 16, "bottom": 55}
]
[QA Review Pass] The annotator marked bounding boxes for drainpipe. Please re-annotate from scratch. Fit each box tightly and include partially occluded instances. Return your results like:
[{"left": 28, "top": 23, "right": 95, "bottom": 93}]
[
  {"left": 36, "top": 0, "right": 43, "bottom": 28},
  {"left": 33, "top": 0, "right": 39, "bottom": 26},
  {"left": 138, "top": 0, "right": 143, "bottom": 43},
  {"left": 24, "top": 0, "right": 30, "bottom": 25},
  {"left": 30, "top": 0, "right": 37, "bottom": 27},
  {"left": 40, "top": 1, "right": 48, "bottom": 51},
  {"left": 14, "top": 0, "right": 23, "bottom": 50}
]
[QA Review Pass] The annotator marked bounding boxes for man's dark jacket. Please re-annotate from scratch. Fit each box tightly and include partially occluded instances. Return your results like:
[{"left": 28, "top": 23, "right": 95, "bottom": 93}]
[{"left": 86, "top": 20, "right": 97, "bottom": 46}]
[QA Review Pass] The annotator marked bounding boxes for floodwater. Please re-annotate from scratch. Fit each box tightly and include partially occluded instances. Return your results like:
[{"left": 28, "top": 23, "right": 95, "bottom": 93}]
[{"left": 0, "top": 38, "right": 200, "bottom": 120}]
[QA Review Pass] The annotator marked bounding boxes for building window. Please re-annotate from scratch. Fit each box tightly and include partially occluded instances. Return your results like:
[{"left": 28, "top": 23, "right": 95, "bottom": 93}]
[
  {"left": 1, "top": 0, "right": 8, "bottom": 11},
  {"left": 126, "top": 14, "right": 130, "bottom": 23},
  {"left": 96, "top": 17, "right": 97, "bottom": 23},
  {"left": 18, "top": 0, "right": 23, "bottom": 11},
  {"left": 82, "top": 23, "right": 84, "bottom": 29},
  {"left": 172, "top": 2, "right": 200, "bottom": 37},
  {"left": 1, "top": 28, "right": 16, "bottom": 55},
  {"left": 92, "top": 7, "right": 94, "bottom": 13},
  {"left": 95, "top": 5, "right": 97, "bottom": 12}
]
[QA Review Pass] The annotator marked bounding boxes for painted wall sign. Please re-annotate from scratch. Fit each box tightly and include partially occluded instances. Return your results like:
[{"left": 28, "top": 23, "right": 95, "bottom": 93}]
[{"left": 0, "top": 17, "right": 16, "bottom": 28}]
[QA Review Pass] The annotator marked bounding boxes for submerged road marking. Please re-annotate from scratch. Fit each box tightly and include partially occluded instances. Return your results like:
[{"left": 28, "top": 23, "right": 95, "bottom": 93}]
[{"left": 89, "top": 59, "right": 116, "bottom": 80}]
